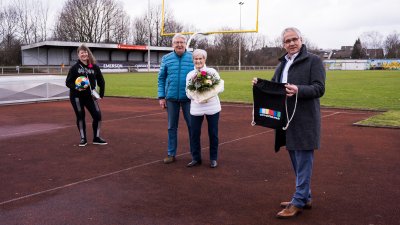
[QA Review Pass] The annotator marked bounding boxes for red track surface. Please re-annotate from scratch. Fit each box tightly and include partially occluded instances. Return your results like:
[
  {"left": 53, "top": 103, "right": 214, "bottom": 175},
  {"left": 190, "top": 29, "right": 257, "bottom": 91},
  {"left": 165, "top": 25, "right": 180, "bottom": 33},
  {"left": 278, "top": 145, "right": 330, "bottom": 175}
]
[{"left": 0, "top": 98, "right": 399, "bottom": 225}]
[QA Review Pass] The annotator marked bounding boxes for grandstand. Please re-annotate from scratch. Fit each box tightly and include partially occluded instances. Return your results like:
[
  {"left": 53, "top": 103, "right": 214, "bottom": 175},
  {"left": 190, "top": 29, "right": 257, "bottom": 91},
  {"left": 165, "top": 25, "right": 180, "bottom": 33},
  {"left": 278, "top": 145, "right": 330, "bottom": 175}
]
[{"left": 21, "top": 41, "right": 176, "bottom": 72}]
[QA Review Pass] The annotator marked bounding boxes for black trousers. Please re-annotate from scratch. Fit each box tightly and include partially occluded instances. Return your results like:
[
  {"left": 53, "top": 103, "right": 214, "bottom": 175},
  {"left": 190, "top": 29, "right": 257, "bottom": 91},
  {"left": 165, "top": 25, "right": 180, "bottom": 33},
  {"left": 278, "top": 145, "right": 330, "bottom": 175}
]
[{"left": 69, "top": 96, "right": 102, "bottom": 140}]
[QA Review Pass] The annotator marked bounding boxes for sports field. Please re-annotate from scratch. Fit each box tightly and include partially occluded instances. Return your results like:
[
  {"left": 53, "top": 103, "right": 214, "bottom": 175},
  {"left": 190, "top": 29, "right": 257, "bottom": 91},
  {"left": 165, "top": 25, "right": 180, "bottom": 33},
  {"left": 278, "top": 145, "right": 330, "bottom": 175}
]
[{"left": 105, "top": 70, "right": 400, "bottom": 127}]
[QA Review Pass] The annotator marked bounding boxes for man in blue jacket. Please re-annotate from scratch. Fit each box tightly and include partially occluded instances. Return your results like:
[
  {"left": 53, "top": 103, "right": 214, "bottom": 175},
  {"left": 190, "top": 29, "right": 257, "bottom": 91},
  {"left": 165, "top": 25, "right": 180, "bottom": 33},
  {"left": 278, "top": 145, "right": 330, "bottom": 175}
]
[{"left": 158, "top": 33, "right": 194, "bottom": 164}]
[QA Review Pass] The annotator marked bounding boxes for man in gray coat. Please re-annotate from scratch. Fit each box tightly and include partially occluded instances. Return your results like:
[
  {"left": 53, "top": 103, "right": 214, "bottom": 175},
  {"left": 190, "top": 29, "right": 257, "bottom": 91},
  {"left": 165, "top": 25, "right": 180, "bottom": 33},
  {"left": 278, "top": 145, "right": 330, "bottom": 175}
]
[{"left": 252, "top": 27, "right": 325, "bottom": 218}]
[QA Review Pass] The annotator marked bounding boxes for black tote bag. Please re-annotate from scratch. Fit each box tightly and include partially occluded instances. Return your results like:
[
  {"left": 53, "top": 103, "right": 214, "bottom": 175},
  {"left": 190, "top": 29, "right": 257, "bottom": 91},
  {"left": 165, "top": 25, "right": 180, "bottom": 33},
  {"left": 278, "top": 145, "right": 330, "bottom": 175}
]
[{"left": 252, "top": 79, "right": 287, "bottom": 129}]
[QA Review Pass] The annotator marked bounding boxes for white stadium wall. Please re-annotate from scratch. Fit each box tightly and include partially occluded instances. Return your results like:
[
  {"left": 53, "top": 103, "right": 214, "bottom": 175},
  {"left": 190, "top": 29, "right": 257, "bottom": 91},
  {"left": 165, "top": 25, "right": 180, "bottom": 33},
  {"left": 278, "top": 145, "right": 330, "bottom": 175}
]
[
  {"left": 323, "top": 59, "right": 400, "bottom": 70},
  {"left": 0, "top": 75, "right": 69, "bottom": 105}
]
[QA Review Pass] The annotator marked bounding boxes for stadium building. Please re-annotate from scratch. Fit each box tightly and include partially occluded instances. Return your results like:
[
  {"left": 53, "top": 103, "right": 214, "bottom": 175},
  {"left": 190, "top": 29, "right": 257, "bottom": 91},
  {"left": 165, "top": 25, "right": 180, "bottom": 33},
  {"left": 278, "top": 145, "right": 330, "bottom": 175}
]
[
  {"left": 1, "top": 41, "right": 178, "bottom": 105},
  {"left": 21, "top": 41, "right": 176, "bottom": 72}
]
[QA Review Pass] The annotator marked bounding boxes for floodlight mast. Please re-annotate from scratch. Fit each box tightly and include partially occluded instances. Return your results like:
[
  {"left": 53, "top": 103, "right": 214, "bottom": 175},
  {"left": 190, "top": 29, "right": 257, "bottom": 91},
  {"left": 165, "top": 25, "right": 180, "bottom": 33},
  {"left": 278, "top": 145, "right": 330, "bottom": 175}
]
[
  {"left": 147, "top": 0, "right": 151, "bottom": 72},
  {"left": 161, "top": 0, "right": 259, "bottom": 36},
  {"left": 238, "top": 1, "right": 244, "bottom": 71}
]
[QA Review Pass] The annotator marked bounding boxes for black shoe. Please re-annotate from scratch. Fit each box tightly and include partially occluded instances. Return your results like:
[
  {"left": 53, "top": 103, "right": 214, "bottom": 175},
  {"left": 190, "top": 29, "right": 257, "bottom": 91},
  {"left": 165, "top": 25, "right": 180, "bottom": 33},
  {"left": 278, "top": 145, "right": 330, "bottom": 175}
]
[
  {"left": 93, "top": 137, "right": 108, "bottom": 145},
  {"left": 187, "top": 160, "right": 202, "bottom": 167},
  {"left": 210, "top": 160, "right": 218, "bottom": 168},
  {"left": 79, "top": 138, "right": 87, "bottom": 147}
]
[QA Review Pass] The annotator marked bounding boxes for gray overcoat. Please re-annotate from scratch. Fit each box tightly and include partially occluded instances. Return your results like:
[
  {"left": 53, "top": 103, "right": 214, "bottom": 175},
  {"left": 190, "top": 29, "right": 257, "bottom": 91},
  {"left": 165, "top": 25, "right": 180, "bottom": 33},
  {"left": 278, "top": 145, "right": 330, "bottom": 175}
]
[{"left": 272, "top": 45, "right": 326, "bottom": 151}]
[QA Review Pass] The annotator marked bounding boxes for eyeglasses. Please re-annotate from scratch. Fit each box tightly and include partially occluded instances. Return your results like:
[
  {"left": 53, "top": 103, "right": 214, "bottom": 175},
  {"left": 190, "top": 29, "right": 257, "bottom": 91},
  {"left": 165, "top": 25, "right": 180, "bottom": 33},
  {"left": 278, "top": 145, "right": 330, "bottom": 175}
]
[
  {"left": 283, "top": 37, "right": 299, "bottom": 44},
  {"left": 173, "top": 41, "right": 186, "bottom": 45}
]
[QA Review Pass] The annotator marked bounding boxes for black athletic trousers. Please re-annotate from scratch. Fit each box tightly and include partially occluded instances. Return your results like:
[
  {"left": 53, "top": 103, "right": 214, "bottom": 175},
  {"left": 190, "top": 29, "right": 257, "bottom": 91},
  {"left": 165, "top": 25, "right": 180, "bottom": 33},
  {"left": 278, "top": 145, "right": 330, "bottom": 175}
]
[{"left": 69, "top": 96, "right": 102, "bottom": 140}]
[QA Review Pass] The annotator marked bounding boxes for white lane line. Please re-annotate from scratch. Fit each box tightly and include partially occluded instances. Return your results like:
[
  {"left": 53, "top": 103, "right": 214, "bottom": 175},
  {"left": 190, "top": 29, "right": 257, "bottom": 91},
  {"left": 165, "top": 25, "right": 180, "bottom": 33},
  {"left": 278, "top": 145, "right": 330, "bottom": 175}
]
[
  {"left": 0, "top": 108, "right": 349, "bottom": 205},
  {"left": 0, "top": 129, "right": 272, "bottom": 206},
  {"left": 0, "top": 112, "right": 164, "bottom": 138},
  {"left": 322, "top": 112, "right": 341, "bottom": 118}
]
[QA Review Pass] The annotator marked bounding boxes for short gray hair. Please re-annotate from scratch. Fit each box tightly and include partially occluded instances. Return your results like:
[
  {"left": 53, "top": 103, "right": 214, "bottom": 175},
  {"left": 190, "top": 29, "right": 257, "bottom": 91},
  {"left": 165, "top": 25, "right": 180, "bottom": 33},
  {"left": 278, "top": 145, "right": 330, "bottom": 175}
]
[
  {"left": 281, "top": 27, "right": 302, "bottom": 42},
  {"left": 193, "top": 49, "right": 207, "bottom": 60},
  {"left": 172, "top": 33, "right": 187, "bottom": 43}
]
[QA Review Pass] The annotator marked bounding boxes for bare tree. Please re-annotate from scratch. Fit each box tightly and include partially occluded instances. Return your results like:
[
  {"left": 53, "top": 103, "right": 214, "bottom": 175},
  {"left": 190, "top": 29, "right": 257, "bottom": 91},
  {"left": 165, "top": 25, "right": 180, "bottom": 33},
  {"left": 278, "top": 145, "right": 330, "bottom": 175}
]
[
  {"left": 132, "top": 15, "right": 148, "bottom": 45},
  {"left": 206, "top": 30, "right": 239, "bottom": 65},
  {"left": 0, "top": 5, "right": 19, "bottom": 47},
  {"left": 0, "top": 1, "right": 5, "bottom": 41},
  {"left": 112, "top": 9, "right": 130, "bottom": 44},
  {"left": 384, "top": 31, "right": 400, "bottom": 58},
  {"left": 53, "top": 0, "right": 130, "bottom": 43},
  {"left": 359, "top": 31, "right": 384, "bottom": 58},
  {"left": 150, "top": 4, "right": 181, "bottom": 46},
  {"left": 269, "top": 36, "right": 284, "bottom": 48},
  {"left": 302, "top": 36, "right": 319, "bottom": 52},
  {"left": 131, "top": 4, "right": 183, "bottom": 47},
  {"left": 13, "top": 0, "right": 48, "bottom": 44},
  {"left": 360, "top": 31, "right": 383, "bottom": 49},
  {"left": 103, "top": 3, "right": 130, "bottom": 43},
  {"left": 245, "top": 33, "right": 268, "bottom": 51},
  {"left": 0, "top": 4, "right": 21, "bottom": 65}
]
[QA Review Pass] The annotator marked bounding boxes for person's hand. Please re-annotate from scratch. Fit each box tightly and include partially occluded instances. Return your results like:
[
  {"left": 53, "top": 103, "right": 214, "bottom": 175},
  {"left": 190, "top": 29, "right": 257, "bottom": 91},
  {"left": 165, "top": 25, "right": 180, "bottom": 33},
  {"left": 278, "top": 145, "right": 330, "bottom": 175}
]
[
  {"left": 159, "top": 99, "right": 167, "bottom": 109},
  {"left": 252, "top": 77, "right": 258, "bottom": 86},
  {"left": 285, "top": 83, "right": 298, "bottom": 97}
]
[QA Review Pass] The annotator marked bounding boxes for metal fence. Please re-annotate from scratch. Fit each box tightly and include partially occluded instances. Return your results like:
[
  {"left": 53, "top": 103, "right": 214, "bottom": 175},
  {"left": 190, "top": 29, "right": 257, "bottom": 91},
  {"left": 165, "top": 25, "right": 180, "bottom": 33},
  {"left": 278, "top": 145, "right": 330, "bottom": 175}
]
[
  {"left": 0, "top": 66, "right": 70, "bottom": 75},
  {"left": 210, "top": 65, "right": 277, "bottom": 71},
  {"left": 0, "top": 65, "right": 276, "bottom": 75}
]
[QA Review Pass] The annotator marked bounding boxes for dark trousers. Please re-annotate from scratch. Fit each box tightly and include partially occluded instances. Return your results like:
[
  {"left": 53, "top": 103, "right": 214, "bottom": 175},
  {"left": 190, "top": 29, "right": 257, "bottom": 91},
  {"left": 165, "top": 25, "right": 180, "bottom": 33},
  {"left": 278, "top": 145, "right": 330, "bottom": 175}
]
[
  {"left": 69, "top": 96, "right": 102, "bottom": 140},
  {"left": 288, "top": 149, "right": 314, "bottom": 208},
  {"left": 190, "top": 112, "right": 220, "bottom": 161}
]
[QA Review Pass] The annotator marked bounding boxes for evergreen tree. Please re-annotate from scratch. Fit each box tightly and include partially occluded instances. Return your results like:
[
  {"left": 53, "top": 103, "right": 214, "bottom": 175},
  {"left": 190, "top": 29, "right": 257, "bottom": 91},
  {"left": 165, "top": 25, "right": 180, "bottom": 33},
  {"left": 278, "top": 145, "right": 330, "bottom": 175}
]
[{"left": 351, "top": 38, "right": 363, "bottom": 59}]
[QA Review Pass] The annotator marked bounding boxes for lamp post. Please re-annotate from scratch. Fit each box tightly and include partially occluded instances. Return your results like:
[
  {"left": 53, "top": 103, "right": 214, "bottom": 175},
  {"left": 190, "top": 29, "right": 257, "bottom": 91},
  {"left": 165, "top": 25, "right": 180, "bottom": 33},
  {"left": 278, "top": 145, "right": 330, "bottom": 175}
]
[
  {"left": 147, "top": 0, "right": 151, "bottom": 72},
  {"left": 238, "top": 1, "right": 244, "bottom": 71}
]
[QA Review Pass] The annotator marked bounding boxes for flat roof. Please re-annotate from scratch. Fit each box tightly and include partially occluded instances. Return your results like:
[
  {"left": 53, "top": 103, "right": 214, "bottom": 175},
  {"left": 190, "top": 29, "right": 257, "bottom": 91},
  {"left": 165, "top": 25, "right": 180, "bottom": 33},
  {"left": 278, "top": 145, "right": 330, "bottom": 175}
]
[{"left": 21, "top": 41, "right": 174, "bottom": 52}]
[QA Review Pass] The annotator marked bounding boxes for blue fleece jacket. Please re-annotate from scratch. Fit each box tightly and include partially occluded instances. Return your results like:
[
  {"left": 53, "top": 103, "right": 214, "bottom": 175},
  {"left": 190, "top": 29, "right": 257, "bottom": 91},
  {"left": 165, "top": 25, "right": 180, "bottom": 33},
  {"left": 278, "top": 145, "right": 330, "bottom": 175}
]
[{"left": 157, "top": 50, "right": 194, "bottom": 101}]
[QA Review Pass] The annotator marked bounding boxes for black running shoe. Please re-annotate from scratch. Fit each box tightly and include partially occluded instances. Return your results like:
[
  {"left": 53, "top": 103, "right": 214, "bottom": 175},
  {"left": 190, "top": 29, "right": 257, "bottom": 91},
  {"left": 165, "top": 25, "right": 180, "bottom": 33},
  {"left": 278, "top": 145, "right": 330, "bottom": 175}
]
[
  {"left": 93, "top": 137, "right": 108, "bottom": 145},
  {"left": 79, "top": 138, "right": 87, "bottom": 147}
]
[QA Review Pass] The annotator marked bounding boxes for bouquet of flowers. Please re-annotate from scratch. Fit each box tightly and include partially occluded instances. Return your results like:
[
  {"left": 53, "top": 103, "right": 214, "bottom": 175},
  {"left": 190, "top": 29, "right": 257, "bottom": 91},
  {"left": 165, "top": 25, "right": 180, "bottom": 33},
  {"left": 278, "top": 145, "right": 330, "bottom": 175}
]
[{"left": 187, "top": 69, "right": 224, "bottom": 103}]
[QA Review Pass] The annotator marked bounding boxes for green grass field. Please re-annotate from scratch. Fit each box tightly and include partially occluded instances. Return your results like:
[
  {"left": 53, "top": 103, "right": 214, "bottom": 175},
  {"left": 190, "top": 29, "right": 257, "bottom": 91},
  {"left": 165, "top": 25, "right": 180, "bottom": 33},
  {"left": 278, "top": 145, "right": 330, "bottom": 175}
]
[{"left": 104, "top": 70, "right": 400, "bottom": 127}]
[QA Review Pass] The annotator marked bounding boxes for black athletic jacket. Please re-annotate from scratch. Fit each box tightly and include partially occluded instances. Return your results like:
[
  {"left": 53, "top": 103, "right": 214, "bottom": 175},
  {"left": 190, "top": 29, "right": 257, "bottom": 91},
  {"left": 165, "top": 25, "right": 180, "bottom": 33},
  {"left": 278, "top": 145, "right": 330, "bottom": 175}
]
[{"left": 66, "top": 60, "right": 105, "bottom": 98}]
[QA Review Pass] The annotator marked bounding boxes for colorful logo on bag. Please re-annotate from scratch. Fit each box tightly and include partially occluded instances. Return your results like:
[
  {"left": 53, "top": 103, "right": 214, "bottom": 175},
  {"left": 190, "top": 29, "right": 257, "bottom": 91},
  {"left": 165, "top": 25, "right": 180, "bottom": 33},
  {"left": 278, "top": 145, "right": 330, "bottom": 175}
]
[{"left": 259, "top": 108, "right": 281, "bottom": 120}]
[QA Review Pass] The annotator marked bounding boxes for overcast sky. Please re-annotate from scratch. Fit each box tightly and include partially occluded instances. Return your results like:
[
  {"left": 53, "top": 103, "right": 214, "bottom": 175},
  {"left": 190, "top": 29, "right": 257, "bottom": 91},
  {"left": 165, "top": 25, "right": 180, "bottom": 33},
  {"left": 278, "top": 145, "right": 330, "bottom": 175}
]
[{"left": 47, "top": 0, "right": 400, "bottom": 49}]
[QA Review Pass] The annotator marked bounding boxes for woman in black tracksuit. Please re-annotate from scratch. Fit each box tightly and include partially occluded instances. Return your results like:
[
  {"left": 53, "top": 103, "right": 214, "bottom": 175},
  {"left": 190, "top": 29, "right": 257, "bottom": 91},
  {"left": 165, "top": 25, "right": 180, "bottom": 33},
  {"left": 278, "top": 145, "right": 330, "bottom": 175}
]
[{"left": 65, "top": 44, "right": 107, "bottom": 147}]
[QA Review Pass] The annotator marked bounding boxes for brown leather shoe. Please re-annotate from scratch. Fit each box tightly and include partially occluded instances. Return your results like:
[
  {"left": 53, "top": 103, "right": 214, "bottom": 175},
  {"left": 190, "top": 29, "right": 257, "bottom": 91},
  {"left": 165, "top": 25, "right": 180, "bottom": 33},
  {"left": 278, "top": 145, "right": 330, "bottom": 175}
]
[
  {"left": 280, "top": 201, "right": 312, "bottom": 209},
  {"left": 163, "top": 156, "right": 175, "bottom": 164},
  {"left": 276, "top": 204, "right": 302, "bottom": 219}
]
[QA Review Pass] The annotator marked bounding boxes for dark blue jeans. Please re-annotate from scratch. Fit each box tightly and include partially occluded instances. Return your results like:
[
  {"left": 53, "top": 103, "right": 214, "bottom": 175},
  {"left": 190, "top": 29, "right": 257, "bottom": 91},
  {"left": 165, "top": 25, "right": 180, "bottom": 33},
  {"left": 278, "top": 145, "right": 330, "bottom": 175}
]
[
  {"left": 288, "top": 149, "right": 314, "bottom": 208},
  {"left": 166, "top": 100, "right": 192, "bottom": 156},
  {"left": 190, "top": 112, "right": 220, "bottom": 161}
]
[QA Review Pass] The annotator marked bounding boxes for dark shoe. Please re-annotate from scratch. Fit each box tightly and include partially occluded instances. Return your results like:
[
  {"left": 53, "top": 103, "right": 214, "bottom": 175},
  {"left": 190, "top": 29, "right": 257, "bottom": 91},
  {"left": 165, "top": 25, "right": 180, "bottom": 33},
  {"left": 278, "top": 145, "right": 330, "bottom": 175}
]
[
  {"left": 79, "top": 138, "right": 87, "bottom": 147},
  {"left": 280, "top": 201, "right": 312, "bottom": 209},
  {"left": 187, "top": 160, "right": 202, "bottom": 167},
  {"left": 276, "top": 204, "right": 302, "bottom": 219},
  {"left": 93, "top": 137, "right": 108, "bottom": 145},
  {"left": 163, "top": 156, "right": 176, "bottom": 164},
  {"left": 210, "top": 160, "right": 218, "bottom": 168}
]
